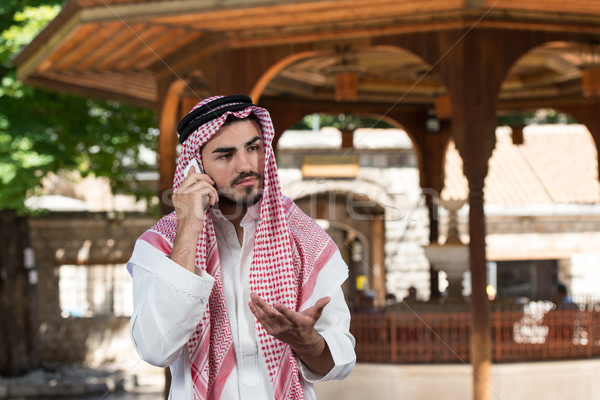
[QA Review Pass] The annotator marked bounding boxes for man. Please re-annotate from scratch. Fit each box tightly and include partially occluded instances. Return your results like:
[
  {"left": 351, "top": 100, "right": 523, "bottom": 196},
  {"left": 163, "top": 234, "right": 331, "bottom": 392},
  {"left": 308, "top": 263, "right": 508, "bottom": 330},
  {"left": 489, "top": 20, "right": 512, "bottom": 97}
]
[
  {"left": 553, "top": 283, "right": 576, "bottom": 310},
  {"left": 403, "top": 286, "right": 418, "bottom": 303},
  {"left": 127, "top": 95, "right": 356, "bottom": 400}
]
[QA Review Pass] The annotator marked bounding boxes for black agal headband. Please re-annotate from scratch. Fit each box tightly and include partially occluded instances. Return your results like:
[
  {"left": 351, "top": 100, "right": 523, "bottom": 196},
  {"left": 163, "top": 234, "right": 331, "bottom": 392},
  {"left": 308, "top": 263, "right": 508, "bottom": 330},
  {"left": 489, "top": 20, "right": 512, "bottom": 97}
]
[{"left": 176, "top": 95, "right": 255, "bottom": 144}]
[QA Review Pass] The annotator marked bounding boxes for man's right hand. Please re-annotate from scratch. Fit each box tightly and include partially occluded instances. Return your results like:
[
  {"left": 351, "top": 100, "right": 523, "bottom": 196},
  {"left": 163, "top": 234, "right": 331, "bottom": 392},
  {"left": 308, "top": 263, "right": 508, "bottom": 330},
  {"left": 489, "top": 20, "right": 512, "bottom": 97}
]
[
  {"left": 173, "top": 165, "right": 218, "bottom": 227},
  {"left": 170, "top": 165, "right": 218, "bottom": 273}
]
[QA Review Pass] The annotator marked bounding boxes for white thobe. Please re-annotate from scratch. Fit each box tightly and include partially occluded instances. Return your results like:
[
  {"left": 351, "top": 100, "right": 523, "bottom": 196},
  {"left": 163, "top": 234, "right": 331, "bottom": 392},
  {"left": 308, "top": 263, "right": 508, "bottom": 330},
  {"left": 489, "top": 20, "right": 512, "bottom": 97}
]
[{"left": 127, "top": 204, "right": 356, "bottom": 400}]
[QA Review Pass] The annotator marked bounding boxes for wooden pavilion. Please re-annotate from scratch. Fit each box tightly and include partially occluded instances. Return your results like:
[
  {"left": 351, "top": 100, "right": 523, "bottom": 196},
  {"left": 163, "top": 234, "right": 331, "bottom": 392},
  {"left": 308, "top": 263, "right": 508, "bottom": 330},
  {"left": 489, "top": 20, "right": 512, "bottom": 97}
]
[{"left": 15, "top": 1, "right": 600, "bottom": 399}]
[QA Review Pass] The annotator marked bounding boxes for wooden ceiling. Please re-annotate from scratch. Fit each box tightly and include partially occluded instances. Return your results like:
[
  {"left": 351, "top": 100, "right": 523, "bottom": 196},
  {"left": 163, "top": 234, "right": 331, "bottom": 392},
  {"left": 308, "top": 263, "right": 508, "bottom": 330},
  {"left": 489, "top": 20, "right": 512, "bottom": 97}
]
[{"left": 14, "top": 0, "right": 600, "bottom": 110}]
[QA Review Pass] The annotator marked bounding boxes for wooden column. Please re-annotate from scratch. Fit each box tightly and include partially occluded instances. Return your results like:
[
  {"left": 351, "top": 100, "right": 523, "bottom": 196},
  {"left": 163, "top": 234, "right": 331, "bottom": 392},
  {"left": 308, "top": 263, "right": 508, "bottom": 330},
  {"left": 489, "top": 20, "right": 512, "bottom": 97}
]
[
  {"left": 370, "top": 214, "right": 385, "bottom": 307},
  {"left": 0, "top": 210, "right": 40, "bottom": 376},
  {"left": 157, "top": 79, "right": 188, "bottom": 215},
  {"left": 559, "top": 101, "right": 600, "bottom": 190},
  {"left": 437, "top": 30, "right": 508, "bottom": 400},
  {"left": 391, "top": 108, "right": 450, "bottom": 299},
  {"left": 422, "top": 121, "right": 452, "bottom": 299},
  {"left": 466, "top": 180, "right": 490, "bottom": 400}
]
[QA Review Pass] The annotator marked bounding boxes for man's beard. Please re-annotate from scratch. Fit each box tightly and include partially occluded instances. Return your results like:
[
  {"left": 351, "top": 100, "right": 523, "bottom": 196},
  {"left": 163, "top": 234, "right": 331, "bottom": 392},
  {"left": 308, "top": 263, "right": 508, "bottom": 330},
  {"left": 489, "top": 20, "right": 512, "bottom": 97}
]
[
  {"left": 217, "top": 171, "right": 263, "bottom": 212},
  {"left": 218, "top": 188, "right": 262, "bottom": 208}
]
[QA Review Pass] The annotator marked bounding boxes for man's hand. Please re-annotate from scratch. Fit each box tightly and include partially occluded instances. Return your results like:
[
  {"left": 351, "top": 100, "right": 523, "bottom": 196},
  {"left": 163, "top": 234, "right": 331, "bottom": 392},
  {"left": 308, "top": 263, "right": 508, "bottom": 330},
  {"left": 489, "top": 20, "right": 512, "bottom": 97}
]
[
  {"left": 173, "top": 166, "right": 218, "bottom": 227},
  {"left": 170, "top": 166, "right": 218, "bottom": 273},
  {"left": 249, "top": 292, "right": 334, "bottom": 376}
]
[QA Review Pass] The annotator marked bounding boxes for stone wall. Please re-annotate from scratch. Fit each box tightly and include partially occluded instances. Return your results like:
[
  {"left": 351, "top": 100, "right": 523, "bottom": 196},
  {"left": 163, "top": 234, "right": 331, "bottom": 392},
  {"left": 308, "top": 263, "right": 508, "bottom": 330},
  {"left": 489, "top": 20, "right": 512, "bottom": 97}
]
[
  {"left": 279, "top": 144, "right": 600, "bottom": 302},
  {"left": 484, "top": 211, "right": 600, "bottom": 298},
  {"left": 279, "top": 148, "right": 438, "bottom": 302},
  {"left": 23, "top": 204, "right": 600, "bottom": 365},
  {"left": 27, "top": 212, "right": 155, "bottom": 366}
]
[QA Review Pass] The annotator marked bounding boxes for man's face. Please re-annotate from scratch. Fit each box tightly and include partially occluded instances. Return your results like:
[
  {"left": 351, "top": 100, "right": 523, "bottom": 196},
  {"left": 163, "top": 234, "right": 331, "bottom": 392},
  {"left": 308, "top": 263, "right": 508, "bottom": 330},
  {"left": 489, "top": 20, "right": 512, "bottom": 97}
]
[{"left": 200, "top": 118, "right": 265, "bottom": 207}]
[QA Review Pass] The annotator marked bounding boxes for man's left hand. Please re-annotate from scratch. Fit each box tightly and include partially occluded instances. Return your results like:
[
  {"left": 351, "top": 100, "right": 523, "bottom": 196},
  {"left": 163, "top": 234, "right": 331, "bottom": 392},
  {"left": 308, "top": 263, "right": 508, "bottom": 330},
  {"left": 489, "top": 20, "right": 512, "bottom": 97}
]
[{"left": 248, "top": 292, "right": 334, "bottom": 375}]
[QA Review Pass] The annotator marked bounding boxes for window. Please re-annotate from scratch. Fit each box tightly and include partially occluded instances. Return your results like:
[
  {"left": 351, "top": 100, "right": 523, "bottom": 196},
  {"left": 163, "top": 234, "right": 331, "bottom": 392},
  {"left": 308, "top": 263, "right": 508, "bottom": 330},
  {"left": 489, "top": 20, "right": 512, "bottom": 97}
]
[
  {"left": 58, "top": 264, "right": 132, "bottom": 317},
  {"left": 496, "top": 259, "right": 558, "bottom": 301}
]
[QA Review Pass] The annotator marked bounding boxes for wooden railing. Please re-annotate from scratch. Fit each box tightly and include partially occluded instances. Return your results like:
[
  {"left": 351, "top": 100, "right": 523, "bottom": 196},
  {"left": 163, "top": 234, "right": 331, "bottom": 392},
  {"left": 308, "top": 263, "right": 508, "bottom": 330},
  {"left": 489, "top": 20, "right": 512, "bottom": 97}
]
[{"left": 350, "top": 305, "right": 600, "bottom": 364}]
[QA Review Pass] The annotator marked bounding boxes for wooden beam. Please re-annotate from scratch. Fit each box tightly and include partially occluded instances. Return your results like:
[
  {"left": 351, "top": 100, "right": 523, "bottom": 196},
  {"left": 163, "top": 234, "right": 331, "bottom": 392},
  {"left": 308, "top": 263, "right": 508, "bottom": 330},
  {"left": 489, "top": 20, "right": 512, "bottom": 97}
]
[
  {"left": 152, "top": 36, "right": 221, "bottom": 80},
  {"left": 117, "top": 28, "right": 188, "bottom": 70},
  {"left": 36, "top": 23, "right": 101, "bottom": 73},
  {"left": 13, "top": 5, "right": 82, "bottom": 80},
  {"left": 94, "top": 24, "right": 168, "bottom": 70},
  {"left": 135, "top": 30, "right": 203, "bottom": 71},
  {"left": 151, "top": 0, "right": 467, "bottom": 30},
  {"left": 34, "top": 70, "right": 157, "bottom": 102},
  {"left": 21, "top": 76, "right": 156, "bottom": 109},
  {"left": 73, "top": 23, "right": 146, "bottom": 72},
  {"left": 53, "top": 22, "right": 125, "bottom": 72},
  {"left": 498, "top": 94, "right": 600, "bottom": 110}
]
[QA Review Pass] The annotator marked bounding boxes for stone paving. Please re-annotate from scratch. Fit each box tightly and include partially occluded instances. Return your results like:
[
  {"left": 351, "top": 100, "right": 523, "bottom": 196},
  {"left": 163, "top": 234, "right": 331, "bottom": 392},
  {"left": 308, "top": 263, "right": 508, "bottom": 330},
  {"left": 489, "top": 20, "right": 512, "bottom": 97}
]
[
  {"left": 0, "top": 361, "right": 165, "bottom": 400},
  {"left": 33, "top": 390, "right": 163, "bottom": 400}
]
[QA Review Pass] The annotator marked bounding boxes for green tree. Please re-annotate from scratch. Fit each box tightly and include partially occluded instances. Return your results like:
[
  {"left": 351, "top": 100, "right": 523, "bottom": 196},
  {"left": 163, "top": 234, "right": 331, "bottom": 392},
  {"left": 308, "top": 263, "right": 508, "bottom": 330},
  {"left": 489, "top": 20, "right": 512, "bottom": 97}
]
[
  {"left": 0, "top": 1, "right": 157, "bottom": 376},
  {"left": 1, "top": 1, "right": 158, "bottom": 213},
  {"left": 292, "top": 113, "right": 393, "bottom": 131}
]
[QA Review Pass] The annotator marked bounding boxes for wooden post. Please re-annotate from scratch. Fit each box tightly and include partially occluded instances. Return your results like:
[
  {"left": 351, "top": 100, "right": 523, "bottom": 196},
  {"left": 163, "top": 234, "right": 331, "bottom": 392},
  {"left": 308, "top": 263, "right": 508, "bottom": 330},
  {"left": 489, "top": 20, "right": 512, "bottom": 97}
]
[
  {"left": 0, "top": 210, "right": 40, "bottom": 376},
  {"left": 390, "top": 108, "right": 450, "bottom": 300},
  {"left": 157, "top": 80, "right": 187, "bottom": 215},
  {"left": 156, "top": 79, "right": 190, "bottom": 398},
  {"left": 435, "top": 30, "right": 507, "bottom": 400},
  {"left": 389, "top": 312, "right": 397, "bottom": 363},
  {"left": 558, "top": 101, "right": 600, "bottom": 193},
  {"left": 468, "top": 184, "right": 491, "bottom": 400},
  {"left": 370, "top": 214, "right": 385, "bottom": 307}
]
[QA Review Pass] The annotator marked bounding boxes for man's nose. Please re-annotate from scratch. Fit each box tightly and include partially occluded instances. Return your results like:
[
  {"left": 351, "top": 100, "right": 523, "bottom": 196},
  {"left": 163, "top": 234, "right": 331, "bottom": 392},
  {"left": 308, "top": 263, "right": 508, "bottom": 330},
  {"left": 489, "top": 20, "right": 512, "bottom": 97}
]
[{"left": 235, "top": 151, "right": 252, "bottom": 173}]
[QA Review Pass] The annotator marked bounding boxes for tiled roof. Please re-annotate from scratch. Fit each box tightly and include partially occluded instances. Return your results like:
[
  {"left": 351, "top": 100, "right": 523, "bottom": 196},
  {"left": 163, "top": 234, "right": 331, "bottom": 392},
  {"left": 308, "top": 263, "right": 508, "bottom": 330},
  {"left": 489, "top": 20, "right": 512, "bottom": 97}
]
[{"left": 442, "top": 125, "right": 600, "bottom": 205}]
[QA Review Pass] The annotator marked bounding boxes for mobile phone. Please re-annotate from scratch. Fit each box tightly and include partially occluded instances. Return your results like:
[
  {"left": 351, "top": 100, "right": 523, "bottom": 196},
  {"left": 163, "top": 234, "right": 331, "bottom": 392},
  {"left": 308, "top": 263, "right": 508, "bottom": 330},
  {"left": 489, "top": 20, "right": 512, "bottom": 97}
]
[
  {"left": 183, "top": 158, "right": 202, "bottom": 176},
  {"left": 178, "top": 159, "right": 211, "bottom": 209}
]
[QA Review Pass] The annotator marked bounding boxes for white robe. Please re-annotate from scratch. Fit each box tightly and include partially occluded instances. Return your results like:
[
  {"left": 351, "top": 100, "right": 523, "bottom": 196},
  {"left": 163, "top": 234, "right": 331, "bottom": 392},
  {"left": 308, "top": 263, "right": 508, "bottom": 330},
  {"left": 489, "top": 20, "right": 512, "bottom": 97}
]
[{"left": 127, "top": 206, "right": 356, "bottom": 400}]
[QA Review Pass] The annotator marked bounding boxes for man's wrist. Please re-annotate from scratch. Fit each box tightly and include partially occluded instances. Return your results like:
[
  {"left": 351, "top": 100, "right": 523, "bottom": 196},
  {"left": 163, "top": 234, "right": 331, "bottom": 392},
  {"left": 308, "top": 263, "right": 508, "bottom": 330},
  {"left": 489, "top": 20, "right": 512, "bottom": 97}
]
[
  {"left": 292, "top": 331, "right": 326, "bottom": 359},
  {"left": 170, "top": 223, "right": 203, "bottom": 273},
  {"left": 292, "top": 332, "right": 334, "bottom": 376}
]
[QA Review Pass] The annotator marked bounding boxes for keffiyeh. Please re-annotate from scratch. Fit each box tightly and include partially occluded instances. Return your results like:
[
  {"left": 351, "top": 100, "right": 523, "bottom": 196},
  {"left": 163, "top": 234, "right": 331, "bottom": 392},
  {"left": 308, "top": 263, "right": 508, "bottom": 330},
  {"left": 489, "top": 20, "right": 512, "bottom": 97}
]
[{"left": 139, "top": 96, "right": 340, "bottom": 400}]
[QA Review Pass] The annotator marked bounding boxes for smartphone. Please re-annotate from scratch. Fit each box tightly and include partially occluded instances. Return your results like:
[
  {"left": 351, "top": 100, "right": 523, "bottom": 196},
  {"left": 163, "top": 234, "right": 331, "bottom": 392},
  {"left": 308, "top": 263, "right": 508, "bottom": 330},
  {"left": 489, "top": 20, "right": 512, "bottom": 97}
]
[
  {"left": 179, "top": 159, "right": 211, "bottom": 209},
  {"left": 183, "top": 158, "right": 202, "bottom": 176}
]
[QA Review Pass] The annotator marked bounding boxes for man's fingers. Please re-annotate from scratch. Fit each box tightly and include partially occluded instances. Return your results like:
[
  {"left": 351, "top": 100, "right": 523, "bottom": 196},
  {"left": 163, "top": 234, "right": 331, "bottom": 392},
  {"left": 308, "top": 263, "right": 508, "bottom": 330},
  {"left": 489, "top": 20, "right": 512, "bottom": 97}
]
[
  {"left": 314, "top": 296, "right": 331, "bottom": 309},
  {"left": 173, "top": 180, "right": 219, "bottom": 223},
  {"left": 300, "top": 296, "right": 331, "bottom": 320},
  {"left": 249, "top": 294, "right": 289, "bottom": 334},
  {"left": 178, "top": 177, "right": 215, "bottom": 193},
  {"left": 176, "top": 182, "right": 219, "bottom": 207},
  {"left": 273, "top": 304, "right": 298, "bottom": 324},
  {"left": 249, "top": 293, "right": 275, "bottom": 320},
  {"left": 249, "top": 300, "right": 266, "bottom": 320},
  {"left": 252, "top": 294, "right": 331, "bottom": 324},
  {"left": 179, "top": 172, "right": 214, "bottom": 190}
]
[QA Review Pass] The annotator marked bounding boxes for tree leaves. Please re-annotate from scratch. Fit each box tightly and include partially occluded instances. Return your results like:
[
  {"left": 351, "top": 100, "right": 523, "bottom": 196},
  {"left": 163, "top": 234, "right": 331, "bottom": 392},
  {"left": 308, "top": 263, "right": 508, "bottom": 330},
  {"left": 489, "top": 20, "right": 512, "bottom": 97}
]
[{"left": 0, "top": 1, "right": 158, "bottom": 213}]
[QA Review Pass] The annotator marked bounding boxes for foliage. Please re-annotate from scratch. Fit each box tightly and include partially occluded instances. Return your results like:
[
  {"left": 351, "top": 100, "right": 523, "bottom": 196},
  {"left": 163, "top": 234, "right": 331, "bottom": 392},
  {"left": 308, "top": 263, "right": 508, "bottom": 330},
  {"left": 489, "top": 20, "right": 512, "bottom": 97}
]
[
  {"left": 0, "top": 1, "right": 158, "bottom": 213},
  {"left": 297, "top": 109, "right": 577, "bottom": 132},
  {"left": 498, "top": 109, "right": 577, "bottom": 126},
  {"left": 292, "top": 113, "right": 394, "bottom": 130}
]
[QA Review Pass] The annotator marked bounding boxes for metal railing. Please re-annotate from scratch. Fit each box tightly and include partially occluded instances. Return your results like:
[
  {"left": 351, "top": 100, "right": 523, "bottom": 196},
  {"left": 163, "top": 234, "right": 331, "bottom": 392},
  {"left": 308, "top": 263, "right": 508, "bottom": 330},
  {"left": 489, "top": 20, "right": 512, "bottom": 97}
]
[{"left": 350, "top": 303, "right": 600, "bottom": 364}]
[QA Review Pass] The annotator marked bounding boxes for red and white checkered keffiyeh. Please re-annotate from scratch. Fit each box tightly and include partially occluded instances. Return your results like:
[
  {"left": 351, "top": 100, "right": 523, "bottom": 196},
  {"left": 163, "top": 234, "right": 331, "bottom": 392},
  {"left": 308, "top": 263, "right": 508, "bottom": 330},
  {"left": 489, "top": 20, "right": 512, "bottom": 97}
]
[{"left": 138, "top": 96, "right": 340, "bottom": 400}]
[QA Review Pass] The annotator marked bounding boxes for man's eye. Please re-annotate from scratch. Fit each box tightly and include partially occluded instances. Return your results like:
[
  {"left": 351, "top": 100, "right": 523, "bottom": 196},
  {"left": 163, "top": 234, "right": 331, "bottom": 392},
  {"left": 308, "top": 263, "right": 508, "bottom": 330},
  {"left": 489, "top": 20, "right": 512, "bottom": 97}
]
[
  {"left": 218, "top": 153, "right": 232, "bottom": 160},
  {"left": 248, "top": 145, "right": 260, "bottom": 152}
]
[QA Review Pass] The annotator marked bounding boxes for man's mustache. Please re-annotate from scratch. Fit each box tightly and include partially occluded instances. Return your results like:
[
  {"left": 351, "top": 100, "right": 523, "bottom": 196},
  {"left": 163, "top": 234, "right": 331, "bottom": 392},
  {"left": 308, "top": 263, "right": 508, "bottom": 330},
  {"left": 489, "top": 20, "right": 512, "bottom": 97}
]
[{"left": 230, "top": 171, "right": 262, "bottom": 186}]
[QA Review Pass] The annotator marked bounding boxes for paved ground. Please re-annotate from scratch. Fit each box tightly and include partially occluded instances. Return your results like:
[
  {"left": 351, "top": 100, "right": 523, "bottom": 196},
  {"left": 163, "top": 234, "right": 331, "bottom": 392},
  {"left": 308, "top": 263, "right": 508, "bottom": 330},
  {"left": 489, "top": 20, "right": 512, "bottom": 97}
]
[
  {"left": 33, "top": 391, "right": 163, "bottom": 400},
  {"left": 1, "top": 361, "right": 166, "bottom": 400}
]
